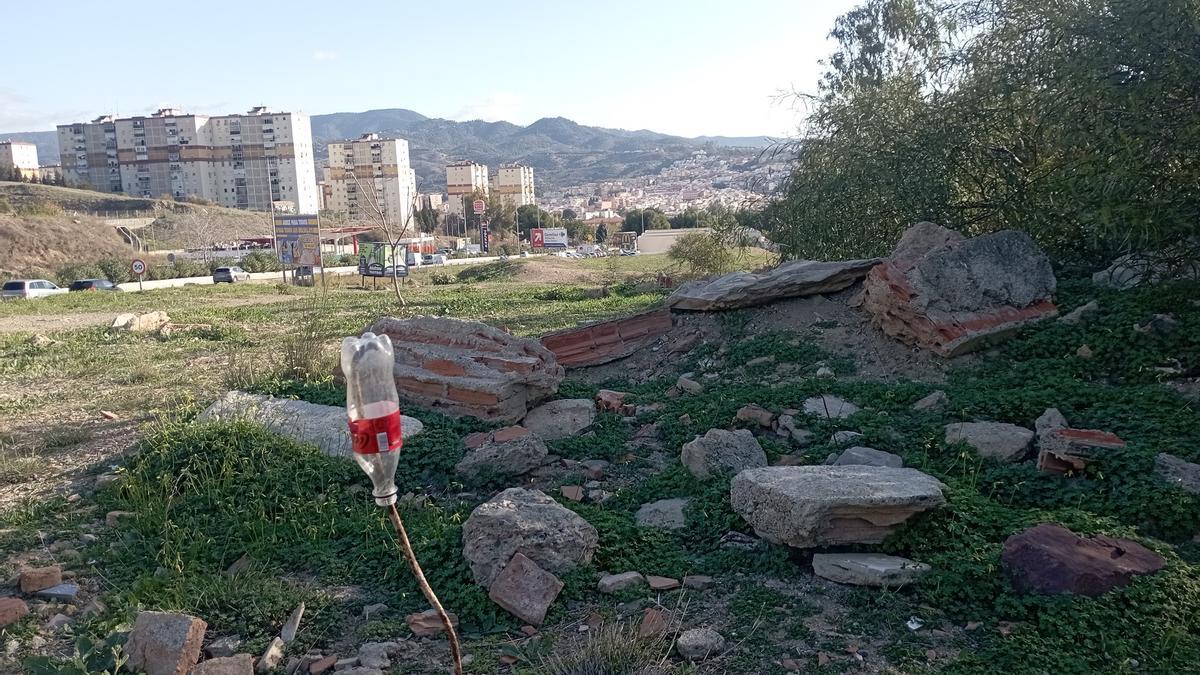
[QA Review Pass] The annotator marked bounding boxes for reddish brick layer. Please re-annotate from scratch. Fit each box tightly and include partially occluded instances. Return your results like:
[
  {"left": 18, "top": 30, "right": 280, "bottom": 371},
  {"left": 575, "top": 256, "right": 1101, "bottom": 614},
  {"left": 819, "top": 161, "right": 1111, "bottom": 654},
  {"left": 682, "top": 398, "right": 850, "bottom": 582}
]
[{"left": 542, "top": 309, "right": 673, "bottom": 368}]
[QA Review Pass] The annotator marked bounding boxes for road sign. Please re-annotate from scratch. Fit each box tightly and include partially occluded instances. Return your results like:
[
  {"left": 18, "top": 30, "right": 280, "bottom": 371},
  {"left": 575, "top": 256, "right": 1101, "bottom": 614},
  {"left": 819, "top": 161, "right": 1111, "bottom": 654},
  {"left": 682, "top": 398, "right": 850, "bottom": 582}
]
[
  {"left": 473, "top": 199, "right": 486, "bottom": 215},
  {"left": 542, "top": 227, "right": 568, "bottom": 249},
  {"left": 531, "top": 228, "right": 545, "bottom": 248},
  {"left": 130, "top": 259, "right": 147, "bottom": 276},
  {"left": 274, "top": 214, "right": 322, "bottom": 266}
]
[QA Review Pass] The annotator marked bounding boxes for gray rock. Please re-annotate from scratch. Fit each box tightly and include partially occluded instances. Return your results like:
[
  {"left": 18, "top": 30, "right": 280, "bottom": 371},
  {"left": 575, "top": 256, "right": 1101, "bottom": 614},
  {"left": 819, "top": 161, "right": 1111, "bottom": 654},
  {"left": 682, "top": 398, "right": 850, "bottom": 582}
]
[
  {"left": 521, "top": 399, "right": 596, "bottom": 441},
  {"left": 34, "top": 583, "right": 79, "bottom": 601},
  {"left": 338, "top": 669, "right": 383, "bottom": 675},
  {"left": 1155, "top": 453, "right": 1200, "bottom": 494},
  {"left": 802, "top": 395, "right": 860, "bottom": 419},
  {"left": 462, "top": 488, "right": 599, "bottom": 587},
  {"left": 665, "top": 258, "right": 882, "bottom": 311},
  {"left": 124, "top": 611, "right": 208, "bottom": 675},
  {"left": 832, "top": 446, "right": 903, "bottom": 468},
  {"left": 199, "top": 391, "right": 423, "bottom": 460},
  {"left": 455, "top": 432, "right": 548, "bottom": 479},
  {"left": 912, "top": 390, "right": 949, "bottom": 412},
  {"left": 356, "top": 642, "right": 394, "bottom": 670},
  {"left": 361, "top": 603, "right": 388, "bottom": 620},
  {"left": 776, "top": 415, "right": 814, "bottom": 445},
  {"left": 635, "top": 498, "right": 689, "bottom": 530},
  {"left": 812, "top": 553, "right": 931, "bottom": 587},
  {"left": 718, "top": 531, "right": 766, "bottom": 552},
  {"left": 730, "top": 466, "right": 946, "bottom": 548},
  {"left": 675, "top": 628, "right": 726, "bottom": 661},
  {"left": 598, "top": 572, "right": 645, "bottom": 594},
  {"left": 944, "top": 422, "right": 1034, "bottom": 462},
  {"left": 1035, "top": 409, "right": 1069, "bottom": 439},
  {"left": 682, "top": 575, "right": 715, "bottom": 590},
  {"left": 280, "top": 603, "right": 304, "bottom": 642},
  {"left": 1093, "top": 253, "right": 1200, "bottom": 290},
  {"left": 681, "top": 429, "right": 767, "bottom": 480},
  {"left": 676, "top": 375, "right": 704, "bottom": 394},
  {"left": 205, "top": 636, "right": 243, "bottom": 659},
  {"left": 1059, "top": 300, "right": 1099, "bottom": 325},
  {"left": 830, "top": 431, "right": 864, "bottom": 446},
  {"left": 815, "top": 366, "right": 835, "bottom": 378}
]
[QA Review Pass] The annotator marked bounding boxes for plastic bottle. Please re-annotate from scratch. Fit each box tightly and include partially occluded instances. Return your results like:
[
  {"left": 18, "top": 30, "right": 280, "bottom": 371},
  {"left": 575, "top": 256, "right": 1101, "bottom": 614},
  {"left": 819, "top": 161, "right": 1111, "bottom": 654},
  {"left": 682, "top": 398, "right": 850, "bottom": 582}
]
[{"left": 341, "top": 332, "right": 403, "bottom": 506}]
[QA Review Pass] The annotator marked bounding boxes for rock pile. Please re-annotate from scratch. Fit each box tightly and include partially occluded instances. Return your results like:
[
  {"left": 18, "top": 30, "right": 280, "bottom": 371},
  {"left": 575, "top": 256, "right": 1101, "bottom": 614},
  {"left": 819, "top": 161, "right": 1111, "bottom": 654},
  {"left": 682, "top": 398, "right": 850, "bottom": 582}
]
[
  {"left": 665, "top": 258, "right": 883, "bottom": 311},
  {"left": 859, "top": 222, "right": 1058, "bottom": 356},
  {"left": 358, "top": 316, "right": 564, "bottom": 423}
]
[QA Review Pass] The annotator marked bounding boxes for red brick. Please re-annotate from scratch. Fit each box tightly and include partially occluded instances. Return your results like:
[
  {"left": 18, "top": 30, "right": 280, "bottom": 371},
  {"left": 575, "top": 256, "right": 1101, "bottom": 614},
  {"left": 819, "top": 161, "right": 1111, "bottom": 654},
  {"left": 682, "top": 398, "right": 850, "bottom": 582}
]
[
  {"left": 464, "top": 432, "right": 490, "bottom": 449},
  {"left": 560, "top": 485, "right": 584, "bottom": 501},
  {"left": 398, "top": 378, "right": 448, "bottom": 399},
  {"left": 308, "top": 655, "right": 337, "bottom": 675},
  {"left": 424, "top": 358, "right": 466, "bottom": 377},
  {"left": 0, "top": 597, "right": 29, "bottom": 628},
  {"left": 19, "top": 566, "right": 62, "bottom": 593},
  {"left": 447, "top": 387, "right": 500, "bottom": 406}
]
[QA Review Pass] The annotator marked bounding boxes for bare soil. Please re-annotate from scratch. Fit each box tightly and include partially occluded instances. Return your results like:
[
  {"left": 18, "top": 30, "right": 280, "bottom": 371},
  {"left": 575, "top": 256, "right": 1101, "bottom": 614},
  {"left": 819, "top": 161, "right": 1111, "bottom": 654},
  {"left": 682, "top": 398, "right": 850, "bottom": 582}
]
[{"left": 0, "top": 294, "right": 297, "bottom": 334}]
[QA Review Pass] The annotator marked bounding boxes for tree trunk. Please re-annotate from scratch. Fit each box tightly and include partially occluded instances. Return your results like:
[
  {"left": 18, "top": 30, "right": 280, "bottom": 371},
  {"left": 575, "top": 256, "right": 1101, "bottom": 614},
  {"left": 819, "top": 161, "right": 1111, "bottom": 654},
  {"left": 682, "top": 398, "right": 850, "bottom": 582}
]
[{"left": 391, "top": 272, "right": 406, "bottom": 308}]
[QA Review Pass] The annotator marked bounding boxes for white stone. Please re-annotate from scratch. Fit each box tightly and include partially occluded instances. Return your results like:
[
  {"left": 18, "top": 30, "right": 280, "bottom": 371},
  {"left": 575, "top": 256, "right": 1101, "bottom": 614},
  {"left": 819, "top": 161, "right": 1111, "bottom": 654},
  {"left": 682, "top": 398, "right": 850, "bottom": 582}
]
[
  {"left": 803, "top": 395, "right": 861, "bottom": 419},
  {"left": 944, "top": 422, "right": 1034, "bottom": 462},
  {"left": 812, "top": 553, "right": 930, "bottom": 587}
]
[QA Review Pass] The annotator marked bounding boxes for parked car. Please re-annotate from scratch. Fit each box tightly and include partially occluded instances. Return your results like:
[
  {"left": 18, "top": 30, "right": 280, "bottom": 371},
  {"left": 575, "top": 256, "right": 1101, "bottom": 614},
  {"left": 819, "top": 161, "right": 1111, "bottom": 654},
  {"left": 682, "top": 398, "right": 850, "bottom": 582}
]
[
  {"left": 1, "top": 279, "right": 68, "bottom": 300},
  {"left": 212, "top": 266, "right": 251, "bottom": 283},
  {"left": 519, "top": 251, "right": 530, "bottom": 258},
  {"left": 68, "top": 279, "right": 120, "bottom": 292},
  {"left": 422, "top": 254, "right": 434, "bottom": 264}
]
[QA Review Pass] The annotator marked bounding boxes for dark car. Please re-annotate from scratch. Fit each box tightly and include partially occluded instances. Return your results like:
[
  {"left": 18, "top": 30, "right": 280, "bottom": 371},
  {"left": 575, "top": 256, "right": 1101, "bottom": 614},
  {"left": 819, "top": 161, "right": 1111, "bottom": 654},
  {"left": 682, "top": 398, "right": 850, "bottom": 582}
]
[
  {"left": 213, "top": 266, "right": 251, "bottom": 283},
  {"left": 68, "top": 279, "right": 120, "bottom": 292}
]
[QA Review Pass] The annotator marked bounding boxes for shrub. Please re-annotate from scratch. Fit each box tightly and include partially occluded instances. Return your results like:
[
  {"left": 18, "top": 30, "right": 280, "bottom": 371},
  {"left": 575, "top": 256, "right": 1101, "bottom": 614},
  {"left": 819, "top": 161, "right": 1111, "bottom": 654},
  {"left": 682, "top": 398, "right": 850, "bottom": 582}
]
[
  {"left": 666, "top": 231, "right": 737, "bottom": 279},
  {"left": 237, "top": 250, "right": 281, "bottom": 273}
]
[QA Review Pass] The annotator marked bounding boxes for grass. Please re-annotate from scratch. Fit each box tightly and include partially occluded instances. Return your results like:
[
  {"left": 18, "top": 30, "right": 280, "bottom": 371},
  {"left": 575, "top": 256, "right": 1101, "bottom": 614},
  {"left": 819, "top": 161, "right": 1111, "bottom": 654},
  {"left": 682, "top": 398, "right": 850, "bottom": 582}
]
[{"left": 4, "top": 268, "right": 1200, "bottom": 674}]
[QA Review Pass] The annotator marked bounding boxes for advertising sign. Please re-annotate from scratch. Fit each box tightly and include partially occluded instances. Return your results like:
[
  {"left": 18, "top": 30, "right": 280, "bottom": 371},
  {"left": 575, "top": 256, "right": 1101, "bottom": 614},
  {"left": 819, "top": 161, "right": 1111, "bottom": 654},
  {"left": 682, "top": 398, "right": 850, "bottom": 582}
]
[
  {"left": 473, "top": 199, "right": 486, "bottom": 215},
  {"left": 358, "top": 242, "right": 409, "bottom": 278},
  {"left": 542, "top": 227, "right": 568, "bottom": 249},
  {"left": 274, "top": 214, "right": 321, "bottom": 266},
  {"left": 530, "top": 228, "right": 545, "bottom": 248},
  {"left": 480, "top": 223, "right": 490, "bottom": 253}
]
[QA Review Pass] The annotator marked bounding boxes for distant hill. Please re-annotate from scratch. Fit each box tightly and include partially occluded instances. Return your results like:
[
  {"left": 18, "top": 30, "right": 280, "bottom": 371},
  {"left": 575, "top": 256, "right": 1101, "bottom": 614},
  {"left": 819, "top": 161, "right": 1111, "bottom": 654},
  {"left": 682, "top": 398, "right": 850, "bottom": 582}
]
[{"left": 3, "top": 109, "right": 771, "bottom": 191}]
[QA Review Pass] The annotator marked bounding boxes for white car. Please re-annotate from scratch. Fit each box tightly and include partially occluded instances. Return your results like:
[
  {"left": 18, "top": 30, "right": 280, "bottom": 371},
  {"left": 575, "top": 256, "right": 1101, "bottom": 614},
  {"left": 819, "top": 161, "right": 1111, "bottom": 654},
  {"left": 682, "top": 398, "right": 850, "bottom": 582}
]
[{"left": 1, "top": 279, "right": 69, "bottom": 300}]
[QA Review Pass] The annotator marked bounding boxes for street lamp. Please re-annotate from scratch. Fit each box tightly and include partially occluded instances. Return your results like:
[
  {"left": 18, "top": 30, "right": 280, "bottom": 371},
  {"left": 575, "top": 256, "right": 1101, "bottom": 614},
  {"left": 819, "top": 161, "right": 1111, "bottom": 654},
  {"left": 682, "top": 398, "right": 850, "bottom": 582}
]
[{"left": 342, "top": 332, "right": 464, "bottom": 675}]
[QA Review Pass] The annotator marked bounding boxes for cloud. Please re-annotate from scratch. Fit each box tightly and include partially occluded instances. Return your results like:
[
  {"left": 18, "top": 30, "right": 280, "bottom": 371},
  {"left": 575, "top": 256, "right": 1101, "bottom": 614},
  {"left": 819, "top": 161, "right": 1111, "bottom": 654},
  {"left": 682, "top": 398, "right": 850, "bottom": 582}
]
[
  {"left": 312, "top": 50, "right": 338, "bottom": 61},
  {"left": 0, "top": 89, "right": 89, "bottom": 132}
]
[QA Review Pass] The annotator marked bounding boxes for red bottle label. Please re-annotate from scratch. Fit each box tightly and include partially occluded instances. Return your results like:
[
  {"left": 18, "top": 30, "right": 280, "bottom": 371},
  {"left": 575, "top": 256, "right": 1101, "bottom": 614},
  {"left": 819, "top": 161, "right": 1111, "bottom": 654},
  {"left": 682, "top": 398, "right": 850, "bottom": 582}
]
[{"left": 349, "top": 412, "right": 403, "bottom": 454}]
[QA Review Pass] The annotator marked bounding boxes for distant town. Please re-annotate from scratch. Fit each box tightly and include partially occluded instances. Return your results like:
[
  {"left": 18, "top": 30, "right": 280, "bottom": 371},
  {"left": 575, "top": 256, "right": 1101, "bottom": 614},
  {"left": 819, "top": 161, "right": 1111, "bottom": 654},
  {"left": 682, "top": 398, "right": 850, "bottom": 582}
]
[{"left": 0, "top": 106, "right": 784, "bottom": 244}]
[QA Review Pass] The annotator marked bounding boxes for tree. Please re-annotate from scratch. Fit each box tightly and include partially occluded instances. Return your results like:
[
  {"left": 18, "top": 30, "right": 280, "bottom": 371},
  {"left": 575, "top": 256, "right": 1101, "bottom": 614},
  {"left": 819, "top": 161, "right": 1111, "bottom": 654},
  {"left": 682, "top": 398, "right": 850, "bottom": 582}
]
[
  {"left": 622, "top": 208, "right": 669, "bottom": 233},
  {"left": 595, "top": 223, "right": 608, "bottom": 243},
  {"left": 667, "top": 231, "right": 738, "bottom": 279},
  {"left": 516, "top": 205, "right": 561, "bottom": 239},
  {"left": 562, "top": 208, "right": 578, "bottom": 221},
  {"left": 765, "top": 0, "right": 1200, "bottom": 267},
  {"left": 348, "top": 170, "right": 417, "bottom": 307}
]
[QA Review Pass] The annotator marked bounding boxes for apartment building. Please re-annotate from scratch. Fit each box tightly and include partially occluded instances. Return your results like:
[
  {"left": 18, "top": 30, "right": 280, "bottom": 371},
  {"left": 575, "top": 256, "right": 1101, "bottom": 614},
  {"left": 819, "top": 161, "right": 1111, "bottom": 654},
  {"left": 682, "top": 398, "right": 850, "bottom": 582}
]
[
  {"left": 491, "top": 164, "right": 535, "bottom": 208},
  {"left": 0, "top": 141, "right": 40, "bottom": 180},
  {"left": 324, "top": 134, "right": 417, "bottom": 227},
  {"left": 446, "top": 161, "right": 488, "bottom": 216},
  {"left": 56, "top": 107, "right": 319, "bottom": 213}
]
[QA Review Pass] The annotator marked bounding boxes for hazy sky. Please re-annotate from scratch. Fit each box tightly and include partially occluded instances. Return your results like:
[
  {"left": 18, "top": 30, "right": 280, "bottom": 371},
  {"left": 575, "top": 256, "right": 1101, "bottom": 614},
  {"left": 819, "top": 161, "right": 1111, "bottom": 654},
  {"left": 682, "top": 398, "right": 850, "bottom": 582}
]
[{"left": 1, "top": 0, "right": 859, "bottom": 137}]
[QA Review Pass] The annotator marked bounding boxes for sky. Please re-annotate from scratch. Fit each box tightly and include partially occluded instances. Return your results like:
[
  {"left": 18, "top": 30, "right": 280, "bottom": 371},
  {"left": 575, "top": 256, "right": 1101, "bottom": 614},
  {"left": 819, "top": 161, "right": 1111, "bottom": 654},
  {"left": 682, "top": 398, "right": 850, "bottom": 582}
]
[{"left": 0, "top": 0, "right": 859, "bottom": 138}]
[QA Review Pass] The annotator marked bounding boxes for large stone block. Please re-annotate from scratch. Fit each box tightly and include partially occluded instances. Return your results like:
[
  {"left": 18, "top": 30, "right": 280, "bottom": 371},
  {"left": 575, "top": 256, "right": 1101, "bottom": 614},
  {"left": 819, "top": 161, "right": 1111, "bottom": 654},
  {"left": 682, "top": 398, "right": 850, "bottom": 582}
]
[
  {"left": 681, "top": 428, "right": 767, "bottom": 479},
  {"left": 124, "top": 611, "right": 208, "bottom": 675},
  {"left": 860, "top": 224, "right": 1057, "bottom": 356},
  {"left": 1001, "top": 523, "right": 1165, "bottom": 596},
  {"left": 666, "top": 259, "right": 882, "bottom": 311},
  {"left": 358, "top": 316, "right": 564, "bottom": 423},
  {"left": 730, "top": 465, "right": 945, "bottom": 548}
]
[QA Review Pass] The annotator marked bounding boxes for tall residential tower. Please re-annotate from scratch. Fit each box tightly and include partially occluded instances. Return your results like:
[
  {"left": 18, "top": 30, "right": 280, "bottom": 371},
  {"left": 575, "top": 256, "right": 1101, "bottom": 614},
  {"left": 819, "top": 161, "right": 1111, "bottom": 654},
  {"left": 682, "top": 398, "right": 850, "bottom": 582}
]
[{"left": 325, "top": 134, "right": 418, "bottom": 227}]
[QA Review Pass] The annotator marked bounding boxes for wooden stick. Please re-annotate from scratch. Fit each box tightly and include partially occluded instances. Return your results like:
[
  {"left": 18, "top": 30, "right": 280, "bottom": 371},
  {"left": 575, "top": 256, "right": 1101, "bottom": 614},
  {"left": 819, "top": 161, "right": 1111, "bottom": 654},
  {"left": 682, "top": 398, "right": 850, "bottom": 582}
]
[{"left": 386, "top": 503, "right": 464, "bottom": 675}]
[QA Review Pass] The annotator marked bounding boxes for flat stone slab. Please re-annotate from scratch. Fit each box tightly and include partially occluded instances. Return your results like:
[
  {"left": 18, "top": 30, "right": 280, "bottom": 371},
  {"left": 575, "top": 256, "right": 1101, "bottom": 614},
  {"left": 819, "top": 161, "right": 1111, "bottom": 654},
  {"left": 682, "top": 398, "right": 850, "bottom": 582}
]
[
  {"left": 666, "top": 258, "right": 882, "bottom": 311},
  {"left": 812, "top": 553, "right": 930, "bottom": 587},
  {"left": 1001, "top": 523, "right": 1166, "bottom": 596},
  {"left": 541, "top": 309, "right": 673, "bottom": 368},
  {"left": 488, "top": 552, "right": 563, "bottom": 626},
  {"left": 830, "top": 446, "right": 903, "bottom": 468},
  {"left": 635, "top": 498, "right": 689, "bottom": 530},
  {"left": 803, "top": 395, "right": 860, "bottom": 420},
  {"left": 730, "top": 466, "right": 946, "bottom": 548},
  {"left": 199, "top": 391, "right": 423, "bottom": 460},
  {"left": 1155, "top": 453, "right": 1200, "bottom": 494},
  {"left": 681, "top": 429, "right": 767, "bottom": 480},
  {"left": 944, "top": 422, "right": 1033, "bottom": 462},
  {"left": 521, "top": 399, "right": 596, "bottom": 440}
]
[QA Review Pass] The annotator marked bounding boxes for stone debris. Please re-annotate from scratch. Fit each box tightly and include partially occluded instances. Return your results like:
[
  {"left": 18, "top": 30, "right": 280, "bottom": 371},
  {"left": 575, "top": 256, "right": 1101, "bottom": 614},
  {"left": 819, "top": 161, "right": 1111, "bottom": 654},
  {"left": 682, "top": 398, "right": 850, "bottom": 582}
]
[
  {"left": 357, "top": 642, "right": 395, "bottom": 670},
  {"left": 307, "top": 655, "right": 337, "bottom": 674},
  {"left": 105, "top": 510, "right": 135, "bottom": 527},
  {"left": 815, "top": 366, "right": 836, "bottom": 378},
  {"left": 405, "top": 608, "right": 458, "bottom": 637},
  {"left": 731, "top": 466, "right": 946, "bottom": 548},
  {"left": 191, "top": 654, "right": 254, "bottom": 675},
  {"left": 1034, "top": 408, "right": 1069, "bottom": 438},
  {"left": 944, "top": 422, "right": 1034, "bottom": 462},
  {"left": 361, "top": 603, "right": 388, "bottom": 620},
  {"left": 280, "top": 603, "right": 304, "bottom": 642},
  {"left": 18, "top": 566, "right": 62, "bottom": 593},
  {"left": 830, "top": 430, "right": 865, "bottom": 446},
  {"left": 540, "top": 308, "right": 673, "bottom": 368},
  {"left": 812, "top": 553, "right": 931, "bottom": 587},
  {"left": 462, "top": 488, "right": 599, "bottom": 587},
  {"left": 775, "top": 415, "right": 815, "bottom": 445},
  {"left": 455, "top": 426, "right": 548, "bottom": 478},
  {"left": 521, "top": 399, "right": 596, "bottom": 440},
  {"left": 560, "top": 485, "right": 585, "bottom": 501},
  {"left": 682, "top": 575, "right": 715, "bottom": 590},
  {"left": 1001, "top": 523, "right": 1165, "bottom": 596},
  {"left": 488, "top": 552, "right": 564, "bottom": 626},
  {"left": 358, "top": 316, "right": 564, "bottom": 423},
  {"left": 675, "top": 628, "right": 726, "bottom": 661},
  {"left": 204, "top": 636, "right": 242, "bottom": 659},
  {"left": 912, "top": 391, "right": 949, "bottom": 412},
  {"left": 124, "top": 611, "right": 208, "bottom": 675},
  {"left": 34, "top": 583, "right": 80, "bottom": 602},
  {"left": 635, "top": 498, "right": 689, "bottom": 530},
  {"left": 646, "top": 575, "right": 681, "bottom": 591},
  {"left": 1076, "top": 344, "right": 1094, "bottom": 358},
  {"left": 581, "top": 459, "right": 610, "bottom": 480},
  {"left": 0, "top": 598, "right": 30, "bottom": 628},
  {"left": 111, "top": 310, "right": 171, "bottom": 332},
  {"left": 681, "top": 428, "right": 767, "bottom": 480},
  {"left": 735, "top": 404, "right": 776, "bottom": 427},
  {"left": 676, "top": 375, "right": 704, "bottom": 394},
  {"left": 666, "top": 258, "right": 882, "bottom": 311},
  {"left": 802, "top": 395, "right": 861, "bottom": 420},
  {"left": 638, "top": 608, "right": 671, "bottom": 638},
  {"left": 829, "top": 446, "right": 903, "bottom": 468},
  {"left": 1155, "top": 453, "right": 1200, "bottom": 494},
  {"left": 1058, "top": 300, "right": 1099, "bottom": 325},
  {"left": 1037, "top": 428, "right": 1126, "bottom": 474},
  {"left": 860, "top": 223, "right": 1057, "bottom": 356},
  {"left": 595, "top": 389, "right": 635, "bottom": 415},
  {"left": 597, "top": 571, "right": 645, "bottom": 594},
  {"left": 1092, "top": 253, "right": 1200, "bottom": 290},
  {"left": 198, "top": 391, "right": 423, "bottom": 460},
  {"left": 256, "top": 638, "right": 285, "bottom": 674},
  {"left": 719, "top": 531, "right": 767, "bottom": 552}
]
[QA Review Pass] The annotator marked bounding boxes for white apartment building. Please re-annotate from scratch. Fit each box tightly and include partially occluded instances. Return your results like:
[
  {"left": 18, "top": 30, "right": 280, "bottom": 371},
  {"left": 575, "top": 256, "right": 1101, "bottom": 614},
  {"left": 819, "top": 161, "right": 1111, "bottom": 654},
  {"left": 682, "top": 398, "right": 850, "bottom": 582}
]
[
  {"left": 325, "top": 134, "right": 418, "bottom": 227},
  {"left": 446, "top": 161, "right": 489, "bottom": 216},
  {"left": 57, "top": 107, "right": 319, "bottom": 213},
  {"left": 491, "top": 164, "right": 535, "bottom": 208},
  {"left": 0, "top": 141, "right": 40, "bottom": 180}
]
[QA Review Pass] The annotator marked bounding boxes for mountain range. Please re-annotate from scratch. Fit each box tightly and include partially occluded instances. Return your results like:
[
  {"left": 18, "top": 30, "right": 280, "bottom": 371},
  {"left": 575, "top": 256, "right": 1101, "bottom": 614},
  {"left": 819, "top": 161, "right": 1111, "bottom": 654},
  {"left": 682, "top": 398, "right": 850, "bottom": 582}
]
[{"left": 3, "top": 108, "right": 774, "bottom": 190}]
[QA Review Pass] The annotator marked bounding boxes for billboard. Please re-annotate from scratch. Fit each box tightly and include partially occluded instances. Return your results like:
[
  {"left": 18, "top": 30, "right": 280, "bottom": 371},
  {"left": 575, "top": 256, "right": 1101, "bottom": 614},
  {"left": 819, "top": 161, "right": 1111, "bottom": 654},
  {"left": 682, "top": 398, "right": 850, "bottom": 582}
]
[
  {"left": 358, "top": 242, "right": 409, "bottom": 278},
  {"left": 542, "top": 227, "right": 568, "bottom": 249},
  {"left": 480, "top": 223, "right": 490, "bottom": 253},
  {"left": 274, "top": 214, "right": 321, "bottom": 266}
]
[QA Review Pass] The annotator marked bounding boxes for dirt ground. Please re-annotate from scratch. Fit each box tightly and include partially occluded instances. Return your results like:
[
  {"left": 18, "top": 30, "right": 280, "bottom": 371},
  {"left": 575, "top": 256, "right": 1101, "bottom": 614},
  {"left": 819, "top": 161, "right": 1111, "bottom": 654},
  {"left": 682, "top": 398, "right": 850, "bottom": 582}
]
[{"left": 0, "top": 294, "right": 298, "bottom": 334}]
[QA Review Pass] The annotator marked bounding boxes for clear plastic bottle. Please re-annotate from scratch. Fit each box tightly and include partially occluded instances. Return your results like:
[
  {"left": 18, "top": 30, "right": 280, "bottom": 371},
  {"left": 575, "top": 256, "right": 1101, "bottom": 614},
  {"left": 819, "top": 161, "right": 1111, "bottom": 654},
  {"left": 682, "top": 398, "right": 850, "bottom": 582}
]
[{"left": 341, "top": 332, "right": 403, "bottom": 506}]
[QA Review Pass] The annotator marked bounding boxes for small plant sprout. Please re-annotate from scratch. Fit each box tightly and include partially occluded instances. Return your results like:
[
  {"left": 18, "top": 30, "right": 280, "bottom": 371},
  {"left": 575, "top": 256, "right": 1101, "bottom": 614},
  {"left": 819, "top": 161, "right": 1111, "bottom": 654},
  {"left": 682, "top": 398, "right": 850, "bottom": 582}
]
[{"left": 342, "top": 332, "right": 464, "bottom": 675}]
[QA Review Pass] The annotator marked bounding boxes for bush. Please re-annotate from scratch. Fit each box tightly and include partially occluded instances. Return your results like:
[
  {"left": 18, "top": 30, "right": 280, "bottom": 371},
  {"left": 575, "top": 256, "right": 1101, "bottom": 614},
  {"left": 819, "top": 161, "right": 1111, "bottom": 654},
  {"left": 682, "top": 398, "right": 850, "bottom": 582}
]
[
  {"left": 666, "top": 231, "right": 737, "bottom": 279},
  {"left": 430, "top": 272, "right": 456, "bottom": 285},
  {"left": 237, "top": 250, "right": 281, "bottom": 273}
]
